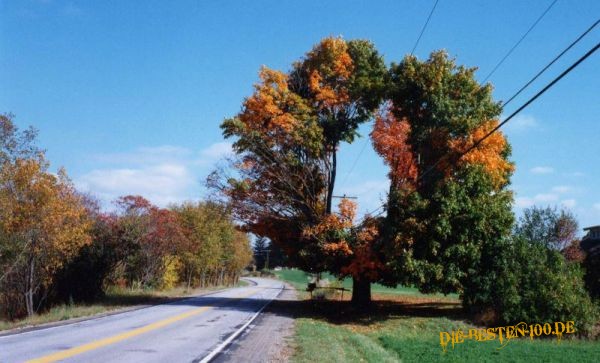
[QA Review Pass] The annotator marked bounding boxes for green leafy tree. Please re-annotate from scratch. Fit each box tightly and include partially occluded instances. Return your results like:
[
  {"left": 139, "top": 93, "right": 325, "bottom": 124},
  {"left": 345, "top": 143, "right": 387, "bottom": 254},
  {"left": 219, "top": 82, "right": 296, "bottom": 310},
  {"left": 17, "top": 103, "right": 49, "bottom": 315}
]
[
  {"left": 514, "top": 206, "right": 578, "bottom": 250},
  {"left": 253, "top": 236, "right": 268, "bottom": 270},
  {"left": 379, "top": 51, "right": 514, "bottom": 298},
  {"left": 463, "top": 235, "right": 598, "bottom": 336}
]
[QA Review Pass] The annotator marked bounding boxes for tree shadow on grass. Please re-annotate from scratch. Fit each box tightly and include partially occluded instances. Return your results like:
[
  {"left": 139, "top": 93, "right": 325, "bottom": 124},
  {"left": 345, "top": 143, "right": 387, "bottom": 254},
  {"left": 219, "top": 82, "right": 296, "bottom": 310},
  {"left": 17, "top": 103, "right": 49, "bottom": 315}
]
[{"left": 265, "top": 288, "right": 466, "bottom": 327}]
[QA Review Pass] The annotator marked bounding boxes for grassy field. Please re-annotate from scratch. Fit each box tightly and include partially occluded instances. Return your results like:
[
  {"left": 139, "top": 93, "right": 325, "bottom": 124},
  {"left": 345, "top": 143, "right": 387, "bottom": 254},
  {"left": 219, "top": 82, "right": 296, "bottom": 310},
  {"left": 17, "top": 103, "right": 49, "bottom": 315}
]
[
  {"left": 272, "top": 268, "right": 457, "bottom": 299},
  {"left": 0, "top": 281, "right": 248, "bottom": 332},
  {"left": 272, "top": 269, "right": 600, "bottom": 362}
]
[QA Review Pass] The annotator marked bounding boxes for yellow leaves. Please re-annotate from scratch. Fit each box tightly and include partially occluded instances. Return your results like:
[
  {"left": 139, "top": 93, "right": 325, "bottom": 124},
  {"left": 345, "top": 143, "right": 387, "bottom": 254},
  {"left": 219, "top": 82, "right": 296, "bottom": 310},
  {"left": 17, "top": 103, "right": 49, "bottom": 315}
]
[
  {"left": 0, "top": 157, "right": 92, "bottom": 275},
  {"left": 449, "top": 120, "right": 514, "bottom": 187}
]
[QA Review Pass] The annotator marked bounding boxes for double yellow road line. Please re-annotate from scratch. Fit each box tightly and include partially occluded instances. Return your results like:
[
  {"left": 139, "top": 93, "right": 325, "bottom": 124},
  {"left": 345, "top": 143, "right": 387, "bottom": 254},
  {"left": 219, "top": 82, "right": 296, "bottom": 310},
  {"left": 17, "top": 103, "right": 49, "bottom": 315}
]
[{"left": 27, "top": 288, "right": 260, "bottom": 363}]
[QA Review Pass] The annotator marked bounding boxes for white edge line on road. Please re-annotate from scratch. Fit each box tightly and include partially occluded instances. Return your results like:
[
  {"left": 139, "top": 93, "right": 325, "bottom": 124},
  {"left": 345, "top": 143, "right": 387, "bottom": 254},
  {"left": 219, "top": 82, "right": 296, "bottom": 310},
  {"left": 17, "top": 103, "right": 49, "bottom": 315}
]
[{"left": 198, "top": 283, "right": 285, "bottom": 363}]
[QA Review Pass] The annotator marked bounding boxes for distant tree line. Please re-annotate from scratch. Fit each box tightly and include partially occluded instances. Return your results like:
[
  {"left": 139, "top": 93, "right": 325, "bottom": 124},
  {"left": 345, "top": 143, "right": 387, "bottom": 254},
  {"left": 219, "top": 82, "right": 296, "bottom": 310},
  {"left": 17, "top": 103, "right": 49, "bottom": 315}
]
[
  {"left": 0, "top": 114, "right": 253, "bottom": 319},
  {"left": 252, "top": 236, "right": 288, "bottom": 271}
]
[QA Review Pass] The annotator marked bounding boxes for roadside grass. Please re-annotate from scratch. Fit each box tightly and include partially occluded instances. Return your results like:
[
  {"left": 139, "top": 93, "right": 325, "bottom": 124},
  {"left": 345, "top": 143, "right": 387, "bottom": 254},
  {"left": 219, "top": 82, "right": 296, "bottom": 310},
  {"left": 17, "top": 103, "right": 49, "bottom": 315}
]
[
  {"left": 0, "top": 280, "right": 249, "bottom": 332},
  {"left": 273, "top": 269, "right": 600, "bottom": 362},
  {"left": 294, "top": 312, "right": 600, "bottom": 363},
  {"left": 272, "top": 268, "right": 457, "bottom": 299}
]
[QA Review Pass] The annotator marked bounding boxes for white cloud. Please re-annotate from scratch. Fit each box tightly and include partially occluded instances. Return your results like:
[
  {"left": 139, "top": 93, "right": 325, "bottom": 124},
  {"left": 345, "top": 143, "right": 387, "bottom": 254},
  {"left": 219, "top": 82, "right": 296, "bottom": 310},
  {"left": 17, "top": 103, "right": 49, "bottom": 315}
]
[
  {"left": 530, "top": 166, "right": 554, "bottom": 174},
  {"left": 199, "top": 141, "right": 233, "bottom": 160},
  {"left": 76, "top": 142, "right": 232, "bottom": 208},
  {"left": 560, "top": 199, "right": 576, "bottom": 208},
  {"left": 594, "top": 203, "right": 600, "bottom": 212},
  {"left": 76, "top": 163, "right": 195, "bottom": 207},
  {"left": 515, "top": 193, "right": 560, "bottom": 208},
  {"left": 515, "top": 197, "right": 534, "bottom": 208},
  {"left": 504, "top": 114, "right": 538, "bottom": 132},
  {"left": 533, "top": 193, "right": 559, "bottom": 202},
  {"left": 552, "top": 185, "right": 572, "bottom": 193}
]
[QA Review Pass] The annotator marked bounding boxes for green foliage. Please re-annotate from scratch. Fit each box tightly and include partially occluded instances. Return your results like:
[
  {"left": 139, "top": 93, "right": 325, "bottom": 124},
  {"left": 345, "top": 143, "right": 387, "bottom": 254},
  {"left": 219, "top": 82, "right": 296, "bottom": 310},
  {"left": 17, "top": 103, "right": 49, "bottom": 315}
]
[
  {"left": 389, "top": 51, "right": 501, "bottom": 146},
  {"left": 253, "top": 236, "right": 268, "bottom": 270},
  {"left": 514, "top": 206, "right": 579, "bottom": 250},
  {"left": 463, "top": 236, "right": 598, "bottom": 336},
  {"left": 173, "top": 201, "right": 252, "bottom": 288},
  {"left": 384, "top": 166, "right": 514, "bottom": 295},
  {"left": 294, "top": 314, "right": 600, "bottom": 363}
]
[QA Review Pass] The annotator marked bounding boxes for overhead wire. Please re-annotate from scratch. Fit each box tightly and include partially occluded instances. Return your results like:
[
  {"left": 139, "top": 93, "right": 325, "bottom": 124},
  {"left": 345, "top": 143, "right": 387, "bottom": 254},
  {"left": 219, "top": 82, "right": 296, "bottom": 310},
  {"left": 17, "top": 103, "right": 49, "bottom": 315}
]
[
  {"left": 482, "top": 0, "right": 559, "bottom": 83},
  {"left": 338, "top": 1, "right": 442, "bottom": 193},
  {"left": 357, "top": 40, "right": 600, "bottom": 224}
]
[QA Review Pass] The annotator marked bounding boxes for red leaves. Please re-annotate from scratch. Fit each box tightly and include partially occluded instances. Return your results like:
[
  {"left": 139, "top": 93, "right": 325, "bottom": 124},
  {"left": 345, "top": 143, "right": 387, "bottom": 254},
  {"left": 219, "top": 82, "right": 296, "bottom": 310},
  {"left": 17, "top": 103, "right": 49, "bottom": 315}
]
[
  {"left": 371, "top": 108, "right": 418, "bottom": 190},
  {"left": 341, "top": 218, "right": 384, "bottom": 281}
]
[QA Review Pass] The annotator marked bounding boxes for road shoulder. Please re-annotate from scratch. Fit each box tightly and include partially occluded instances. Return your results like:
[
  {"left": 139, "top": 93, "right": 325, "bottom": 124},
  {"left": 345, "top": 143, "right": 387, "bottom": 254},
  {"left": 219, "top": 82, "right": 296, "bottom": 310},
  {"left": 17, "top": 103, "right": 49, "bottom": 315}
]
[{"left": 215, "top": 282, "right": 297, "bottom": 363}]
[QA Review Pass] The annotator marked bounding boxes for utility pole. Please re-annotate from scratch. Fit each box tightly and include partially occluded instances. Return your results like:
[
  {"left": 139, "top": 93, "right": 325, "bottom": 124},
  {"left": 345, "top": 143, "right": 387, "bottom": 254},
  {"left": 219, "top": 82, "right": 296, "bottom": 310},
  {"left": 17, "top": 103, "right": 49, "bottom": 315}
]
[{"left": 264, "top": 249, "right": 271, "bottom": 270}]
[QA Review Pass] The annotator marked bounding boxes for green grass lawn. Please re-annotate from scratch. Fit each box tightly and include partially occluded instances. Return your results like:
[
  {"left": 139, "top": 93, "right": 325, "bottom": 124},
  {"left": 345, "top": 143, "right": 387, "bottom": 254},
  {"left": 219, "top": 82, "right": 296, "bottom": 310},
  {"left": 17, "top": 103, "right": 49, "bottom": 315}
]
[
  {"left": 272, "top": 268, "right": 457, "bottom": 299},
  {"left": 272, "top": 268, "right": 600, "bottom": 362},
  {"left": 294, "top": 315, "right": 600, "bottom": 363}
]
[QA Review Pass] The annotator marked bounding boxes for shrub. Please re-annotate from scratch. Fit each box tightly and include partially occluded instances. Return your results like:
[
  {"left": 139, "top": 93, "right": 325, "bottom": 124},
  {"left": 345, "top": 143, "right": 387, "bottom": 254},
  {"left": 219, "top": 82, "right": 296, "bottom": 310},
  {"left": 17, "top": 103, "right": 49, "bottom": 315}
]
[
  {"left": 161, "top": 256, "right": 181, "bottom": 290},
  {"left": 463, "top": 236, "right": 598, "bottom": 337}
]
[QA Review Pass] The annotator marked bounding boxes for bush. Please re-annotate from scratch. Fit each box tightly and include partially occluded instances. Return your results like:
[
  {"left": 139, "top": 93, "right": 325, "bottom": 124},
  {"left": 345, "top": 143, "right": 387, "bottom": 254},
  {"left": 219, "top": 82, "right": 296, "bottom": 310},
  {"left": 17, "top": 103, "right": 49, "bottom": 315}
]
[
  {"left": 161, "top": 256, "right": 181, "bottom": 290},
  {"left": 463, "top": 236, "right": 598, "bottom": 337}
]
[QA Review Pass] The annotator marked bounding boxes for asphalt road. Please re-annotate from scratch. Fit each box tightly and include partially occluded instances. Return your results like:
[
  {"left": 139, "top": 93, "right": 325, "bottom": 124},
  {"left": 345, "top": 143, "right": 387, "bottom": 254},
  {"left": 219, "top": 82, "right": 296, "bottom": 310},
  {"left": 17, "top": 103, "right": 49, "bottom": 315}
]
[{"left": 0, "top": 277, "right": 284, "bottom": 363}]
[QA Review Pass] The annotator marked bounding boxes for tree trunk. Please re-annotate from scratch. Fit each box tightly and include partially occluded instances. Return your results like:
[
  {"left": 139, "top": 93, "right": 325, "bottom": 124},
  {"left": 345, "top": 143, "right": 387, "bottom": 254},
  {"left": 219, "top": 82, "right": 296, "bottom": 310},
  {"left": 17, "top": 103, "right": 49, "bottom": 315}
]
[
  {"left": 25, "top": 256, "right": 35, "bottom": 316},
  {"left": 186, "top": 270, "right": 192, "bottom": 291},
  {"left": 351, "top": 276, "right": 371, "bottom": 309},
  {"left": 326, "top": 150, "right": 337, "bottom": 214}
]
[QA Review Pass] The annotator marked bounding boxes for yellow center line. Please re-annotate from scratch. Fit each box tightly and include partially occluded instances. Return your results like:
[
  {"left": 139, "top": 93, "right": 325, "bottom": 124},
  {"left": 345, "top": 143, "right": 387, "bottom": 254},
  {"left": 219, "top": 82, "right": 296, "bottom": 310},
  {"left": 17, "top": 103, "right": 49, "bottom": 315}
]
[{"left": 26, "top": 288, "right": 261, "bottom": 363}]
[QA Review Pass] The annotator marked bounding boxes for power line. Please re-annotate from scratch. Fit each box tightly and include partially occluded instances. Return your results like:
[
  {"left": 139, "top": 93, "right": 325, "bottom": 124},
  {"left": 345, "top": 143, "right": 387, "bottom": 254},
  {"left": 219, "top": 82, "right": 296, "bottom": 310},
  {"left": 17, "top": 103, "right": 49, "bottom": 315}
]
[
  {"left": 482, "top": 0, "right": 559, "bottom": 83},
  {"left": 411, "top": 0, "right": 441, "bottom": 55},
  {"left": 339, "top": 1, "right": 443, "bottom": 191},
  {"left": 455, "top": 41, "right": 599, "bottom": 164},
  {"left": 502, "top": 18, "right": 599, "bottom": 108},
  {"left": 358, "top": 41, "right": 600, "bottom": 224},
  {"left": 338, "top": 132, "right": 371, "bottom": 190}
]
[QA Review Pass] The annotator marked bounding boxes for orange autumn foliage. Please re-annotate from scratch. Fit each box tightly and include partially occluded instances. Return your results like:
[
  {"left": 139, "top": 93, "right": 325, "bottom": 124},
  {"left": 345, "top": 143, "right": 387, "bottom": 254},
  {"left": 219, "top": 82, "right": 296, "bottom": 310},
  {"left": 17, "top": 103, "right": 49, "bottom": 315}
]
[
  {"left": 449, "top": 120, "right": 514, "bottom": 187},
  {"left": 239, "top": 67, "right": 311, "bottom": 145},
  {"left": 371, "top": 109, "right": 418, "bottom": 189},
  {"left": 341, "top": 218, "right": 384, "bottom": 281},
  {"left": 303, "top": 198, "right": 356, "bottom": 256},
  {"left": 305, "top": 37, "right": 354, "bottom": 109}
]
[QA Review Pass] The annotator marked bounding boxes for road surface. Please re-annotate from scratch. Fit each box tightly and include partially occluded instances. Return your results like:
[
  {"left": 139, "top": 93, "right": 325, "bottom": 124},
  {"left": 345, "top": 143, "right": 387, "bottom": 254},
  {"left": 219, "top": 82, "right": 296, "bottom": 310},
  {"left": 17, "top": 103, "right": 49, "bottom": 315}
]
[{"left": 0, "top": 277, "right": 284, "bottom": 363}]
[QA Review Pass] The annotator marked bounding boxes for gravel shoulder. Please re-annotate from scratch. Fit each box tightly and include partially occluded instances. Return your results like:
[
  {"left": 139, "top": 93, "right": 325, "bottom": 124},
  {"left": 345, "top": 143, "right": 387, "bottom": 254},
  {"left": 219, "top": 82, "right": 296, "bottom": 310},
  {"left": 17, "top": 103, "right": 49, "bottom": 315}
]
[{"left": 215, "top": 282, "right": 298, "bottom": 363}]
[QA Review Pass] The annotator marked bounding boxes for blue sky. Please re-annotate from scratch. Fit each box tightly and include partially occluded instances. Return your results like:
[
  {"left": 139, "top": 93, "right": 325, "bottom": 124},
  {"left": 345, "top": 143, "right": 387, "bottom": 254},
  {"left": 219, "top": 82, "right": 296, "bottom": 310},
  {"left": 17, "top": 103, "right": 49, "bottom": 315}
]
[{"left": 1, "top": 0, "right": 599, "bottom": 230}]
